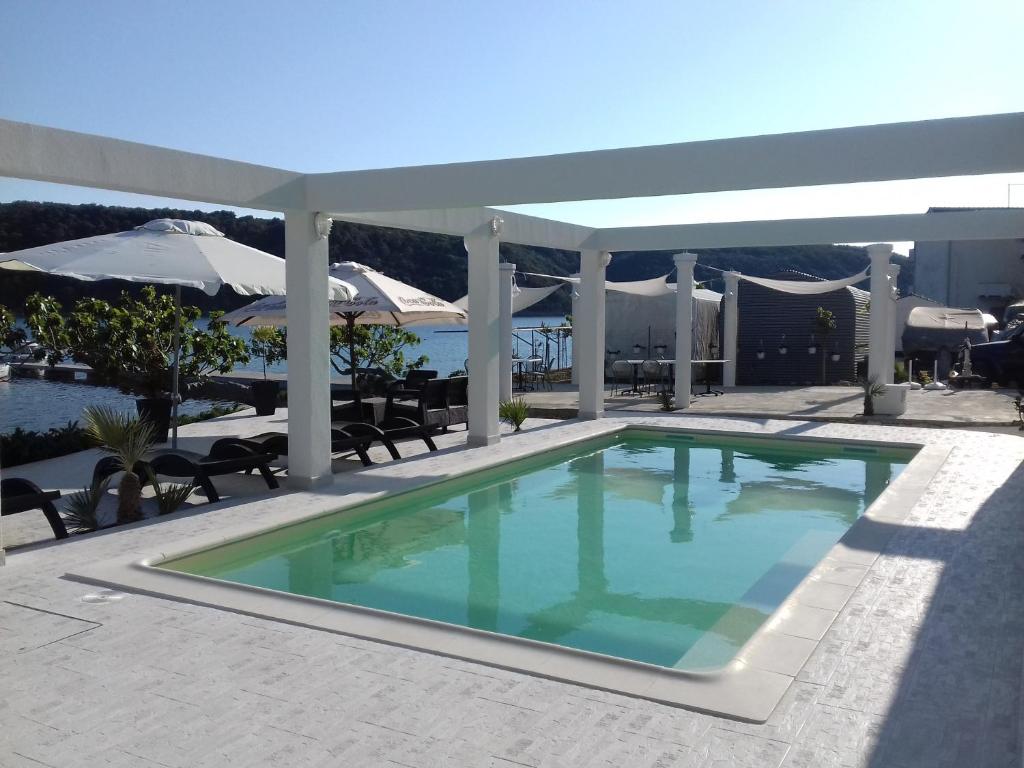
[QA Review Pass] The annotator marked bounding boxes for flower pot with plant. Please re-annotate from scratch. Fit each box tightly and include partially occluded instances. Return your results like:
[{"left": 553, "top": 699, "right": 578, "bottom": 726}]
[{"left": 248, "top": 326, "right": 287, "bottom": 416}]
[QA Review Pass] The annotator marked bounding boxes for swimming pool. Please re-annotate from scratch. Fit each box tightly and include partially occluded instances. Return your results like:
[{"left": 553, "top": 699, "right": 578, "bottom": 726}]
[
  {"left": 74, "top": 421, "right": 947, "bottom": 720},
  {"left": 162, "top": 431, "right": 912, "bottom": 670}
]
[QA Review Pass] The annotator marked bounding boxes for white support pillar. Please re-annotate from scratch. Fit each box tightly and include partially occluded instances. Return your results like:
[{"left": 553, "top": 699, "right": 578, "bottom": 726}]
[
  {"left": 722, "top": 271, "right": 740, "bottom": 387},
  {"left": 674, "top": 253, "right": 698, "bottom": 409},
  {"left": 465, "top": 217, "right": 502, "bottom": 446},
  {"left": 886, "top": 263, "right": 901, "bottom": 383},
  {"left": 578, "top": 250, "right": 610, "bottom": 419},
  {"left": 867, "top": 243, "right": 894, "bottom": 384},
  {"left": 499, "top": 262, "right": 515, "bottom": 402},
  {"left": 570, "top": 272, "right": 580, "bottom": 386},
  {"left": 285, "top": 211, "right": 333, "bottom": 488}
]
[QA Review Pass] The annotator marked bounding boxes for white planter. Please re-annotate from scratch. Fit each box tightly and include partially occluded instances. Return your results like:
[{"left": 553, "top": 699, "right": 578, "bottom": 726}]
[{"left": 873, "top": 383, "right": 910, "bottom": 416}]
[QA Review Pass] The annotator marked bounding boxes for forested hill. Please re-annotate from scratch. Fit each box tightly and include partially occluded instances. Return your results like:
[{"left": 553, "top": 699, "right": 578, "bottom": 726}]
[{"left": 0, "top": 202, "right": 902, "bottom": 314}]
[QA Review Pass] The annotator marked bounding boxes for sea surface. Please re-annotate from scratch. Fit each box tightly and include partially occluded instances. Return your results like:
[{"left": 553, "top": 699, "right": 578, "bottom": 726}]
[{"left": 1, "top": 316, "right": 569, "bottom": 434}]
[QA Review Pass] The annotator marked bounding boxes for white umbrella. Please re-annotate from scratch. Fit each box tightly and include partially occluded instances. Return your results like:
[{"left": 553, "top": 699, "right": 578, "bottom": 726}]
[
  {"left": 0, "top": 219, "right": 357, "bottom": 445},
  {"left": 221, "top": 261, "right": 466, "bottom": 405}
]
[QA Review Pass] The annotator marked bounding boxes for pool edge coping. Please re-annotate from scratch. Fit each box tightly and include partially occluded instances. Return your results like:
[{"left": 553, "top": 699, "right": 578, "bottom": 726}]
[{"left": 64, "top": 417, "right": 952, "bottom": 723}]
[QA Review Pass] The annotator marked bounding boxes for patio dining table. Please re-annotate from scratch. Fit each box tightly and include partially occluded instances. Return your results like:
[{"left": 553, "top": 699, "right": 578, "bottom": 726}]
[{"left": 512, "top": 356, "right": 542, "bottom": 391}]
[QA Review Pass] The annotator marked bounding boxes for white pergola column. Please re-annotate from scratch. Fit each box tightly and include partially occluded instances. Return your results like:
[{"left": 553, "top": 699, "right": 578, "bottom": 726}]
[
  {"left": 867, "top": 243, "right": 894, "bottom": 384},
  {"left": 465, "top": 218, "right": 502, "bottom": 446},
  {"left": 886, "top": 263, "right": 901, "bottom": 382},
  {"left": 578, "top": 250, "right": 610, "bottom": 419},
  {"left": 674, "top": 253, "right": 698, "bottom": 409},
  {"left": 285, "top": 211, "right": 333, "bottom": 488},
  {"left": 570, "top": 272, "right": 580, "bottom": 386},
  {"left": 722, "top": 270, "right": 740, "bottom": 387},
  {"left": 499, "top": 262, "right": 515, "bottom": 402}
]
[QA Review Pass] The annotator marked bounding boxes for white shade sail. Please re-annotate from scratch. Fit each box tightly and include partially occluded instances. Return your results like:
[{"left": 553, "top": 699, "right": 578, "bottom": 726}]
[
  {"left": 735, "top": 268, "right": 869, "bottom": 294},
  {"left": 221, "top": 261, "right": 466, "bottom": 327},
  {"left": 0, "top": 218, "right": 356, "bottom": 299},
  {"left": 453, "top": 283, "right": 563, "bottom": 314}
]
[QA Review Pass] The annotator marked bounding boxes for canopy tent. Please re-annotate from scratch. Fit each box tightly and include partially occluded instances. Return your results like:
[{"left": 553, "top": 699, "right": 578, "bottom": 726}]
[{"left": 0, "top": 218, "right": 357, "bottom": 446}]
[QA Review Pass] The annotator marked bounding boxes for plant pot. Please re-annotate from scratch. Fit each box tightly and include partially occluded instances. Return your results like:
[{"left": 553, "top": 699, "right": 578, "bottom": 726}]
[
  {"left": 250, "top": 380, "right": 281, "bottom": 416},
  {"left": 136, "top": 397, "right": 172, "bottom": 443}
]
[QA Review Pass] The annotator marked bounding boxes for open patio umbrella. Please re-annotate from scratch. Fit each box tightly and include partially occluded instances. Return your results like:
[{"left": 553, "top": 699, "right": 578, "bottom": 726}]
[
  {"left": 221, "top": 261, "right": 466, "bottom": 406},
  {"left": 0, "top": 218, "right": 357, "bottom": 446}
]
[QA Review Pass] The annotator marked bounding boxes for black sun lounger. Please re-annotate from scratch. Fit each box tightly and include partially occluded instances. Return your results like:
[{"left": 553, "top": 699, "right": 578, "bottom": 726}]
[
  {"left": 1, "top": 478, "right": 67, "bottom": 539},
  {"left": 93, "top": 441, "right": 279, "bottom": 504}
]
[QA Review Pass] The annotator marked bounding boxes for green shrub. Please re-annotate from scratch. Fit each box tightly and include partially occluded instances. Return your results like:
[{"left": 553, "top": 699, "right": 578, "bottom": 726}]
[
  {"left": 498, "top": 398, "right": 530, "bottom": 432},
  {"left": 62, "top": 478, "right": 109, "bottom": 534},
  {"left": 894, "top": 361, "right": 909, "bottom": 383},
  {"left": 0, "top": 422, "right": 91, "bottom": 468}
]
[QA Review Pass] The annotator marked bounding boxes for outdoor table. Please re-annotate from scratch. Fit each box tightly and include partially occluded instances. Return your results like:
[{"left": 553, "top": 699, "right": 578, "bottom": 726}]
[
  {"left": 691, "top": 359, "right": 730, "bottom": 396},
  {"left": 512, "top": 356, "right": 542, "bottom": 391},
  {"left": 623, "top": 359, "right": 647, "bottom": 395}
]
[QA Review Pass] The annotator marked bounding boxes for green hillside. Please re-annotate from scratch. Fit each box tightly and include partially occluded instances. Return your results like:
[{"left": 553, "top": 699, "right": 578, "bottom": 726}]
[{"left": 0, "top": 202, "right": 902, "bottom": 314}]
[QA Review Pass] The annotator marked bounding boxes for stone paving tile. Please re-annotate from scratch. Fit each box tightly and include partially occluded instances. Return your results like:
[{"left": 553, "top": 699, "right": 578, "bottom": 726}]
[
  {"left": 779, "top": 704, "right": 884, "bottom": 768},
  {"left": 2, "top": 418, "right": 1023, "bottom": 766}
]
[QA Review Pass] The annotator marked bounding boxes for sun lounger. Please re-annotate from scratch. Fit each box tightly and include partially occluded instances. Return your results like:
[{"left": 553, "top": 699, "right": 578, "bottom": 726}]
[
  {"left": 93, "top": 441, "right": 279, "bottom": 504},
  {"left": 1, "top": 478, "right": 67, "bottom": 540}
]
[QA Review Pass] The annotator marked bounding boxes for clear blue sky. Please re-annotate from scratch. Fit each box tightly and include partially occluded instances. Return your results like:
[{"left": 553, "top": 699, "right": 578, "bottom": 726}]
[{"left": 2, "top": 0, "right": 1023, "bottom": 251}]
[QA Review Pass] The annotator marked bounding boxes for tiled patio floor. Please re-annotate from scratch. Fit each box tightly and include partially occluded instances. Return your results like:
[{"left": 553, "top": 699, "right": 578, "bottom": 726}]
[{"left": 2, "top": 415, "right": 1023, "bottom": 766}]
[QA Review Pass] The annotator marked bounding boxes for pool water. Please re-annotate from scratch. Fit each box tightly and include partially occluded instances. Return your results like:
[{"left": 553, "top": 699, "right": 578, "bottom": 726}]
[{"left": 163, "top": 432, "right": 912, "bottom": 670}]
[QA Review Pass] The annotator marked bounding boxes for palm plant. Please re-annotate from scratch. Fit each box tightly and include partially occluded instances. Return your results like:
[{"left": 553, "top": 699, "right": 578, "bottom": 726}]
[
  {"left": 498, "top": 398, "right": 530, "bottom": 432},
  {"left": 62, "top": 478, "right": 109, "bottom": 534},
  {"left": 83, "top": 406, "right": 155, "bottom": 524},
  {"left": 861, "top": 376, "right": 886, "bottom": 417},
  {"left": 658, "top": 389, "right": 675, "bottom": 412},
  {"left": 154, "top": 482, "right": 196, "bottom": 515}
]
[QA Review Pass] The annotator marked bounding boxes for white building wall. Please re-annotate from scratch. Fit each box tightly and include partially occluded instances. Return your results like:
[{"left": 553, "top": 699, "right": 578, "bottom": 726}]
[{"left": 914, "top": 237, "right": 1024, "bottom": 316}]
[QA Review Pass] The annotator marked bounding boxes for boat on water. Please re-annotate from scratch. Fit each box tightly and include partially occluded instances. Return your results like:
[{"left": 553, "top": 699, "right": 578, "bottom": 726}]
[{"left": 0, "top": 362, "right": 10, "bottom": 381}]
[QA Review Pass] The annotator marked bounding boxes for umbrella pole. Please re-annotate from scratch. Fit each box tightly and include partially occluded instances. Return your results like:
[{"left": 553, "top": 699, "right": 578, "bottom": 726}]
[
  {"left": 171, "top": 285, "right": 181, "bottom": 448},
  {"left": 348, "top": 315, "right": 361, "bottom": 412}
]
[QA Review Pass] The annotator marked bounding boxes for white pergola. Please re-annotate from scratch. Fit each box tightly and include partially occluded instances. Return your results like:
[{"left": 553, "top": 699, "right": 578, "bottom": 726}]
[{"left": 2, "top": 113, "right": 1024, "bottom": 494}]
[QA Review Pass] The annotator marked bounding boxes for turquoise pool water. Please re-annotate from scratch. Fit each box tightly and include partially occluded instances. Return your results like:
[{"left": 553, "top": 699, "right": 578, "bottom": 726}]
[{"left": 163, "top": 432, "right": 912, "bottom": 670}]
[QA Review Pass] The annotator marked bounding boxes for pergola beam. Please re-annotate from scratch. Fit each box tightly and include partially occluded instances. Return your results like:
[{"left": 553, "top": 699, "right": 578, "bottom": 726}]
[
  {"left": 588, "top": 209, "right": 1024, "bottom": 252},
  {"left": 0, "top": 119, "right": 304, "bottom": 211},
  {"left": 304, "top": 112, "right": 1024, "bottom": 213},
  {"left": 329, "top": 206, "right": 593, "bottom": 251}
]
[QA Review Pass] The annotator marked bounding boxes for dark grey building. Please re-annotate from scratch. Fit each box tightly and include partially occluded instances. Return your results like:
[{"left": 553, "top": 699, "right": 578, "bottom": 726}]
[{"left": 733, "top": 272, "right": 869, "bottom": 385}]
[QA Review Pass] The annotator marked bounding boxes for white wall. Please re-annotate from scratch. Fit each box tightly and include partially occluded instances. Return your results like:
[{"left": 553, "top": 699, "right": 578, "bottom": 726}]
[{"left": 915, "top": 237, "right": 1024, "bottom": 316}]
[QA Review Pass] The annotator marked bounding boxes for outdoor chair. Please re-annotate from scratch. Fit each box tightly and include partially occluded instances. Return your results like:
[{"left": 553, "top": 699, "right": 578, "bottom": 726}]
[
  {"left": 445, "top": 375, "right": 469, "bottom": 429},
  {"left": 387, "top": 369, "right": 438, "bottom": 398},
  {"left": 524, "top": 358, "right": 555, "bottom": 392},
  {"left": 609, "top": 359, "right": 634, "bottom": 396},
  {"left": 1, "top": 478, "right": 67, "bottom": 540},
  {"left": 93, "top": 442, "right": 279, "bottom": 504},
  {"left": 385, "top": 377, "right": 450, "bottom": 431},
  {"left": 641, "top": 359, "right": 668, "bottom": 394}
]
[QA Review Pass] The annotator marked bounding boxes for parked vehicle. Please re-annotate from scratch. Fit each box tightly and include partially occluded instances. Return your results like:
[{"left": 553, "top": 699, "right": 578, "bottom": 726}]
[
  {"left": 966, "top": 322, "right": 1024, "bottom": 387},
  {"left": 902, "top": 306, "right": 990, "bottom": 379}
]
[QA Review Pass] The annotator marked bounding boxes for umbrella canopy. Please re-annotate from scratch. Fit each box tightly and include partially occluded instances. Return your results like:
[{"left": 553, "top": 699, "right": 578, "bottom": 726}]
[
  {"left": 221, "top": 262, "right": 466, "bottom": 405},
  {"left": 0, "top": 219, "right": 358, "bottom": 446},
  {"left": 221, "top": 261, "right": 466, "bottom": 327},
  {"left": 0, "top": 218, "right": 356, "bottom": 299}
]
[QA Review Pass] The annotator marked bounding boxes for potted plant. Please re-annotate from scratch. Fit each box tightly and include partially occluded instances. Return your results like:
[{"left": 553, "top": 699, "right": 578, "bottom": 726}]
[
  {"left": 26, "top": 288, "right": 248, "bottom": 442},
  {"left": 248, "top": 326, "right": 286, "bottom": 415}
]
